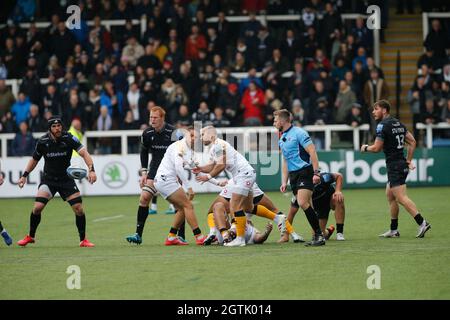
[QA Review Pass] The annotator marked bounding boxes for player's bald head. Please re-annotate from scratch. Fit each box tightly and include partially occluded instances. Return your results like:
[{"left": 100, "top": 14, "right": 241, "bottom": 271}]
[{"left": 201, "top": 125, "right": 217, "bottom": 146}]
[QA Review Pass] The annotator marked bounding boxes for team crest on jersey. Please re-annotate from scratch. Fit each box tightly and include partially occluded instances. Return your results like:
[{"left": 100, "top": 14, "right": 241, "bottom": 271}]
[{"left": 376, "top": 124, "right": 383, "bottom": 134}]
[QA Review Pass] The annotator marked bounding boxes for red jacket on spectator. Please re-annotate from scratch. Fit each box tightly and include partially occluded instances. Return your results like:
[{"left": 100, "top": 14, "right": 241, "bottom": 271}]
[
  {"left": 185, "top": 34, "right": 207, "bottom": 60},
  {"left": 241, "top": 84, "right": 265, "bottom": 125}
]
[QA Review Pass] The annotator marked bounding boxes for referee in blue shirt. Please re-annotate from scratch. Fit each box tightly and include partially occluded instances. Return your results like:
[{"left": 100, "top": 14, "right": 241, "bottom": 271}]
[{"left": 274, "top": 109, "right": 325, "bottom": 246}]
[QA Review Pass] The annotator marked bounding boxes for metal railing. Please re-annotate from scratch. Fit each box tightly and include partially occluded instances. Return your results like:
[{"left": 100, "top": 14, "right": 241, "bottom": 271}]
[
  {"left": 416, "top": 122, "right": 450, "bottom": 148},
  {"left": 0, "top": 124, "right": 370, "bottom": 159}
]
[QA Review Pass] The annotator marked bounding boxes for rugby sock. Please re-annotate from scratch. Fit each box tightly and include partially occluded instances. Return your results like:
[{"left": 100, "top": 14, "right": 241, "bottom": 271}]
[
  {"left": 151, "top": 196, "right": 157, "bottom": 211},
  {"left": 390, "top": 219, "right": 398, "bottom": 230},
  {"left": 29, "top": 212, "right": 41, "bottom": 238},
  {"left": 193, "top": 227, "right": 202, "bottom": 239},
  {"left": 207, "top": 213, "right": 217, "bottom": 234},
  {"left": 337, "top": 223, "right": 344, "bottom": 234},
  {"left": 136, "top": 206, "right": 149, "bottom": 237},
  {"left": 286, "top": 221, "right": 294, "bottom": 234},
  {"left": 252, "top": 205, "right": 276, "bottom": 220},
  {"left": 234, "top": 210, "right": 246, "bottom": 237},
  {"left": 168, "top": 227, "right": 178, "bottom": 239},
  {"left": 178, "top": 219, "right": 185, "bottom": 239},
  {"left": 303, "top": 206, "right": 322, "bottom": 235},
  {"left": 414, "top": 213, "right": 424, "bottom": 225},
  {"left": 0, "top": 221, "right": 3, "bottom": 232},
  {"left": 76, "top": 214, "right": 86, "bottom": 241}
]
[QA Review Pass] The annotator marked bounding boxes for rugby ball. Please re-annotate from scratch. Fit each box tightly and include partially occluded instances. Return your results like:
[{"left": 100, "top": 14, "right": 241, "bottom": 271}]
[{"left": 67, "top": 167, "right": 88, "bottom": 180}]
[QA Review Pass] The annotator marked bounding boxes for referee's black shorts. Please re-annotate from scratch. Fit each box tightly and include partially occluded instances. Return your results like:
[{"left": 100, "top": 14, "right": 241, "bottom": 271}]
[
  {"left": 387, "top": 160, "right": 409, "bottom": 188},
  {"left": 289, "top": 166, "right": 314, "bottom": 193}
]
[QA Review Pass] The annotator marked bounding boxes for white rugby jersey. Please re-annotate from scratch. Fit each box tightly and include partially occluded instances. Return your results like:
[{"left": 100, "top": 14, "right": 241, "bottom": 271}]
[
  {"left": 155, "top": 138, "right": 195, "bottom": 186},
  {"left": 208, "top": 138, "right": 254, "bottom": 177}
]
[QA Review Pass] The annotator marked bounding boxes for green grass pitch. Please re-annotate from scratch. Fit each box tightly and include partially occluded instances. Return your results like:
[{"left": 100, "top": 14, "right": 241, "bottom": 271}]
[{"left": 1, "top": 187, "right": 449, "bottom": 300}]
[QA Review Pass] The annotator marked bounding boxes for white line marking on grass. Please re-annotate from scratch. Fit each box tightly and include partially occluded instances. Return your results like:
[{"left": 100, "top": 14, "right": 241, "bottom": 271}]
[{"left": 93, "top": 215, "right": 124, "bottom": 222}]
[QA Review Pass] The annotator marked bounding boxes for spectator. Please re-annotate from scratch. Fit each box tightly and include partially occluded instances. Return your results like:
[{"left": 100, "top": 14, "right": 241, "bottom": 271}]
[
  {"left": 126, "top": 82, "right": 141, "bottom": 123},
  {"left": 121, "top": 110, "right": 140, "bottom": 131},
  {"left": 192, "top": 101, "right": 214, "bottom": 125},
  {"left": 365, "top": 56, "right": 385, "bottom": 81},
  {"left": 321, "top": 2, "right": 342, "bottom": 56},
  {"left": 0, "top": 111, "right": 16, "bottom": 133},
  {"left": 211, "top": 106, "right": 231, "bottom": 127},
  {"left": 137, "top": 44, "right": 162, "bottom": 71},
  {"left": 423, "top": 19, "right": 450, "bottom": 60},
  {"left": 408, "top": 76, "right": 432, "bottom": 139},
  {"left": 2, "top": 37, "right": 20, "bottom": 79},
  {"left": 217, "top": 82, "right": 240, "bottom": 125},
  {"left": 207, "top": 27, "right": 225, "bottom": 59},
  {"left": 100, "top": 81, "right": 124, "bottom": 125},
  {"left": 302, "top": 26, "right": 319, "bottom": 61},
  {"left": 174, "top": 104, "right": 192, "bottom": 128},
  {"left": 64, "top": 93, "right": 82, "bottom": 126},
  {"left": 346, "top": 103, "right": 364, "bottom": 127},
  {"left": 351, "top": 17, "right": 373, "bottom": 52},
  {"left": 50, "top": 22, "right": 76, "bottom": 66},
  {"left": 306, "top": 48, "right": 332, "bottom": 78},
  {"left": 335, "top": 80, "right": 357, "bottom": 124},
  {"left": 331, "top": 57, "right": 349, "bottom": 86},
  {"left": 417, "top": 47, "right": 443, "bottom": 73},
  {"left": 19, "top": 68, "right": 41, "bottom": 105},
  {"left": 42, "top": 83, "right": 62, "bottom": 116},
  {"left": 308, "top": 80, "right": 330, "bottom": 117},
  {"left": 288, "top": 59, "right": 309, "bottom": 102},
  {"left": 270, "top": 48, "right": 289, "bottom": 74},
  {"left": 291, "top": 99, "right": 306, "bottom": 126},
  {"left": 165, "top": 40, "right": 184, "bottom": 73},
  {"left": 352, "top": 61, "right": 366, "bottom": 100},
  {"left": 441, "top": 99, "right": 450, "bottom": 125},
  {"left": 95, "top": 105, "right": 113, "bottom": 154},
  {"left": 363, "top": 69, "right": 389, "bottom": 136},
  {"left": 230, "top": 51, "right": 248, "bottom": 73},
  {"left": 27, "top": 104, "right": 45, "bottom": 132},
  {"left": 84, "top": 89, "right": 101, "bottom": 130},
  {"left": 352, "top": 46, "right": 367, "bottom": 70},
  {"left": 422, "top": 98, "right": 440, "bottom": 124},
  {"left": 11, "top": 92, "right": 31, "bottom": 127},
  {"left": 239, "top": 12, "right": 261, "bottom": 57},
  {"left": 0, "top": 79, "right": 15, "bottom": 118},
  {"left": 121, "top": 36, "right": 145, "bottom": 67},
  {"left": 185, "top": 25, "right": 208, "bottom": 61},
  {"left": 239, "top": 67, "right": 263, "bottom": 95},
  {"left": 167, "top": 84, "right": 189, "bottom": 123},
  {"left": 280, "top": 29, "right": 301, "bottom": 65},
  {"left": 241, "top": 81, "right": 265, "bottom": 126},
  {"left": 311, "top": 97, "right": 332, "bottom": 126},
  {"left": 255, "top": 26, "right": 274, "bottom": 68},
  {"left": 0, "top": 57, "right": 7, "bottom": 79},
  {"left": 11, "top": 121, "right": 35, "bottom": 157},
  {"left": 43, "top": 55, "right": 65, "bottom": 79}
]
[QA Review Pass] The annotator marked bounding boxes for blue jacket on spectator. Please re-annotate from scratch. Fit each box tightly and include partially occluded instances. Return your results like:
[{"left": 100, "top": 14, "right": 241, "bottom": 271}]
[
  {"left": 239, "top": 76, "right": 263, "bottom": 95},
  {"left": 100, "top": 91, "right": 124, "bottom": 117},
  {"left": 11, "top": 131, "right": 35, "bottom": 156},
  {"left": 11, "top": 97, "right": 31, "bottom": 126}
]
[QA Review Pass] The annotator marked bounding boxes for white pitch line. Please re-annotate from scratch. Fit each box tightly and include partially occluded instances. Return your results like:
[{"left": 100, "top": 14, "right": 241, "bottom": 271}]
[{"left": 93, "top": 215, "right": 124, "bottom": 222}]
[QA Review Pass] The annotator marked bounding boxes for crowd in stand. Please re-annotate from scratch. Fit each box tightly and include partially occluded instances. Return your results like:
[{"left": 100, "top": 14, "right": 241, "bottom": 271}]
[
  {"left": 0, "top": 0, "right": 449, "bottom": 154},
  {"left": 410, "top": 19, "right": 450, "bottom": 141}
]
